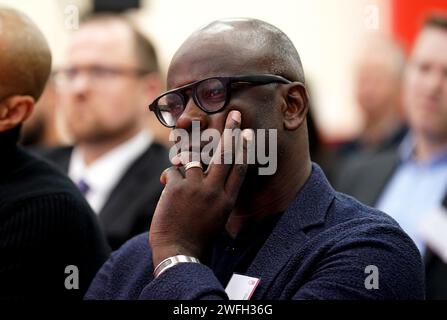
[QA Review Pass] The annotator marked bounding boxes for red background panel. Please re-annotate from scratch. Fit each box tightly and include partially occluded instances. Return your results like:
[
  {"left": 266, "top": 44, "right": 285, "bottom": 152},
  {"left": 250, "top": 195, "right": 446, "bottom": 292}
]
[{"left": 391, "top": 0, "right": 447, "bottom": 52}]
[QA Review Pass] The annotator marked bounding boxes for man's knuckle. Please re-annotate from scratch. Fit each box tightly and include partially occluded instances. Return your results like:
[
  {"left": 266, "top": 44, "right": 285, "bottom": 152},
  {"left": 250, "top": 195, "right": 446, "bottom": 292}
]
[
  {"left": 168, "top": 182, "right": 183, "bottom": 194},
  {"left": 204, "top": 188, "right": 220, "bottom": 201}
]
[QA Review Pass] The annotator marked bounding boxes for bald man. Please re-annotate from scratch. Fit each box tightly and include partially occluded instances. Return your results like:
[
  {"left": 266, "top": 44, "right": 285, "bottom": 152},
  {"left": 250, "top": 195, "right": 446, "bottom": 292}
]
[
  {"left": 338, "top": 34, "right": 407, "bottom": 157},
  {"left": 86, "top": 18, "right": 424, "bottom": 300},
  {"left": 0, "top": 7, "right": 109, "bottom": 299}
]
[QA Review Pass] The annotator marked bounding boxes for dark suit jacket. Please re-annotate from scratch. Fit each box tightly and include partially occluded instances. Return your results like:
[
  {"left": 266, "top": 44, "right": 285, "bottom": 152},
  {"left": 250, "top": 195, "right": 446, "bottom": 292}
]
[
  {"left": 334, "top": 148, "right": 447, "bottom": 299},
  {"left": 334, "top": 149, "right": 400, "bottom": 206},
  {"left": 85, "top": 164, "right": 425, "bottom": 300},
  {"left": 42, "top": 142, "right": 170, "bottom": 250}
]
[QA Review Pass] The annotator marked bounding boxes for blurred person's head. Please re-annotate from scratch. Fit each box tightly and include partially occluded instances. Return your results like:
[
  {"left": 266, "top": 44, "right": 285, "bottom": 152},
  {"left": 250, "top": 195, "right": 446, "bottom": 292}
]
[
  {"left": 404, "top": 15, "right": 447, "bottom": 147},
  {"left": 354, "top": 34, "right": 405, "bottom": 134},
  {"left": 55, "top": 14, "right": 160, "bottom": 147},
  {"left": 0, "top": 7, "right": 51, "bottom": 135}
]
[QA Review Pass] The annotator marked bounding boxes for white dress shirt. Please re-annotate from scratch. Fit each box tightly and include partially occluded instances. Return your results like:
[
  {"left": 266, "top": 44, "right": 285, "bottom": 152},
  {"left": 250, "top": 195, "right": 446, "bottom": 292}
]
[{"left": 68, "top": 130, "right": 153, "bottom": 214}]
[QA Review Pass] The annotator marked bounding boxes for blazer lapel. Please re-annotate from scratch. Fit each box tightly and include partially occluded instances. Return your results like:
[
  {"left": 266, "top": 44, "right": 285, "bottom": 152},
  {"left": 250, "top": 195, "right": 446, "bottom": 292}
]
[
  {"left": 247, "top": 164, "right": 335, "bottom": 299},
  {"left": 370, "top": 151, "right": 401, "bottom": 206},
  {"left": 48, "top": 146, "right": 72, "bottom": 173},
  {"left": 98, "top": 143, "right": 169, "bottom": 229},
  {"left": 99, "top": 144, "right": 157, "bottom": 225}
]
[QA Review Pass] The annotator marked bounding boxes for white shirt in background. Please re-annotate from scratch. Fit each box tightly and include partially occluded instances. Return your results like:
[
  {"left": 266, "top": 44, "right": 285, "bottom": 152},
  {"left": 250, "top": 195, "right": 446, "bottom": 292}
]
[{"left": 68, "top": 130, "right": 153, "bottom": 214}]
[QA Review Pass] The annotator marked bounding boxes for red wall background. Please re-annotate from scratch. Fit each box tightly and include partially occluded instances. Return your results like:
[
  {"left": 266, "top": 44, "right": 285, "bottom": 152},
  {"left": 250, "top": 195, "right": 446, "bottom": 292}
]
[{"left": 391, "top": 0, "right": 447, "bottom": 52}]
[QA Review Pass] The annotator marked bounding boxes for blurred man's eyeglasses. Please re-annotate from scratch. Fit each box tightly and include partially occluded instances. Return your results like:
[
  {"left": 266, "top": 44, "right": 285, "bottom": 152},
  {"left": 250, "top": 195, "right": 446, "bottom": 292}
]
[
  {"left": 52, "top": 65, "right": 151, "bottom": 88},
  {"left": 148, "top": 74, "right": 292, "bottom": 128}
]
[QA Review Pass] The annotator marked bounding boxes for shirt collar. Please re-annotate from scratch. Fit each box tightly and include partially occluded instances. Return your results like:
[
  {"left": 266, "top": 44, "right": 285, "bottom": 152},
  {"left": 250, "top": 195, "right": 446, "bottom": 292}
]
[
  {"left": 399, "top": 133, "right": 447, "bottom": 167},
  {"left": 69, "top": 130, "right": 153, "bottom": 193}
]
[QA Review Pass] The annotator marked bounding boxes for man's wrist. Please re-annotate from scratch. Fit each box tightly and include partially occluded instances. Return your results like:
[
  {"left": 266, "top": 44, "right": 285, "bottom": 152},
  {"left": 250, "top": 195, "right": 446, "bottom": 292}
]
[
  {"left": 153, "top": 255, "right": 201, "bottom": 278},
  {"left": 152, "top": 243, "right": 201, "bottom": 268}
]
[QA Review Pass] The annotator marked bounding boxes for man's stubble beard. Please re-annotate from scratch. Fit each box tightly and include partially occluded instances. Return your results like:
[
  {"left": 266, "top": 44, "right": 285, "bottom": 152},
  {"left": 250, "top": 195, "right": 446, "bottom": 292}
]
[{"left": 71, "top": 118, "right": 140, "bottom": 145}]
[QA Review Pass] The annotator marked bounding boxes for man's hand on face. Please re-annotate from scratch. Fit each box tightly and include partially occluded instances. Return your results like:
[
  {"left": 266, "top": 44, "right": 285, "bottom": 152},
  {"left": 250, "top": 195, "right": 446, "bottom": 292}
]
[{"left": 149, "top": 110, "right": 253, "bottom": 268}]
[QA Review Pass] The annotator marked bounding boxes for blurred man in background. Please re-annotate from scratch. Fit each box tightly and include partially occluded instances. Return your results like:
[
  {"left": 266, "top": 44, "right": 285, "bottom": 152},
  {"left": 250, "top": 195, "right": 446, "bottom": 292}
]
[
  {"left": 0, "top": 7, "right": 109, "bottom": 299},
  {"left": 45, "top": 15, "right": 170, "bottom": 250},
  {"left": 336, "top": 34, "right": 407, "bottom": 157},
  {"left": 335, "top": 15, "right": 447, "bottom": 299}
]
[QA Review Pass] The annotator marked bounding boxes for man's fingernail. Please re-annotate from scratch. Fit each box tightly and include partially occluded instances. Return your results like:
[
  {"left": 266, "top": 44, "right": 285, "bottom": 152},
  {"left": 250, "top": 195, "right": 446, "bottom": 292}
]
[{"left": 231, "top": 111, "right": 241, "bottom": 123}]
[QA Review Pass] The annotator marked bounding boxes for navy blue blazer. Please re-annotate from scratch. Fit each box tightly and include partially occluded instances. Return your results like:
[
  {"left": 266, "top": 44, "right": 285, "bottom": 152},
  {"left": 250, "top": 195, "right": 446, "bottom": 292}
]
[{"left": 85, "top": 164, "right": 425, "bottom": 300}]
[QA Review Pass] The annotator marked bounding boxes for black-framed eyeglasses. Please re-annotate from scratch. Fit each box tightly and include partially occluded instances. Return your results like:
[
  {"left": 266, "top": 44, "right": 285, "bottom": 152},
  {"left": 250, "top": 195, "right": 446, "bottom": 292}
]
[{"left": 148, "top": 74, "right": 292, "bottom": 128}]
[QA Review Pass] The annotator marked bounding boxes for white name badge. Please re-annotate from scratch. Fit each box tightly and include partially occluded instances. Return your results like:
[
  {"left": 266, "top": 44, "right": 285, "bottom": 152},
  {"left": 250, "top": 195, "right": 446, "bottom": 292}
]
[
  {"left": 225, "top": 273, "right": 260, "bottom": 300},
  {"left": 418, "top": 206, "right": 447, "bottom": 263}
]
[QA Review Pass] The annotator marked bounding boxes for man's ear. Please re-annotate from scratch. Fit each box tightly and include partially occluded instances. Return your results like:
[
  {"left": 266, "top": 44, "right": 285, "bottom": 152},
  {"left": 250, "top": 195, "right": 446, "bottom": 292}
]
[
  {"left": 281, "top": 83, "right": 309, "bottom": 130},
  {"left": 0, "top": 95, "right": 35, "bottom": 132}
]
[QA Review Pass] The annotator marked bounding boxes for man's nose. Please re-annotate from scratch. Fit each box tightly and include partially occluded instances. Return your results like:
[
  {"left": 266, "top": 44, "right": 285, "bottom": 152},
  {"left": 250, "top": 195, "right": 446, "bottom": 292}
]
[
  {"left": 70, "top": 72, "right": 91, "bottom": 95},
  {"left": 175, "top": 97, "right": 209, "bottom": 131}
]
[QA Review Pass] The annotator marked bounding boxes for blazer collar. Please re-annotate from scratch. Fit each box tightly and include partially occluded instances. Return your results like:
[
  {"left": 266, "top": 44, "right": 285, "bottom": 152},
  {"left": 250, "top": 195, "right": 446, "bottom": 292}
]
[{"left": 247, "top": 163, "right": 335, "bottom": 299}]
